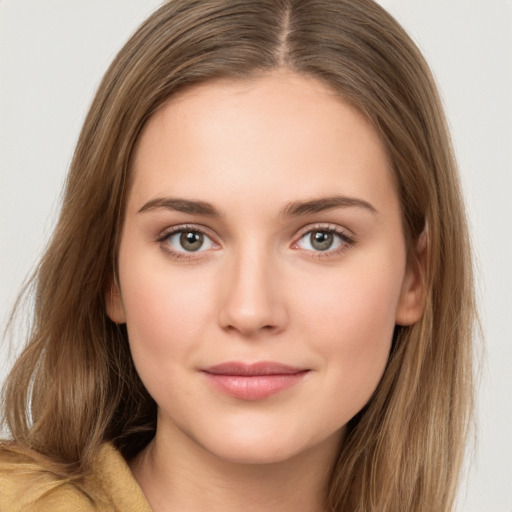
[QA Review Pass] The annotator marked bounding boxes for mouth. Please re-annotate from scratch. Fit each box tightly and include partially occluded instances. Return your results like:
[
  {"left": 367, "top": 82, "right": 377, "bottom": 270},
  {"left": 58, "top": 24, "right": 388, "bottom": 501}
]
[{"left": 201, "top": 362, "right": 310, "bottom": 401}]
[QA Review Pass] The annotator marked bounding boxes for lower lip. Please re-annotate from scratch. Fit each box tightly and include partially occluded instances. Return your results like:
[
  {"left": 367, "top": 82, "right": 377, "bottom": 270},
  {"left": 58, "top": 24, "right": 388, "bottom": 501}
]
[{"left": 203, "top": 372, "right": 309, "bottom": 401}]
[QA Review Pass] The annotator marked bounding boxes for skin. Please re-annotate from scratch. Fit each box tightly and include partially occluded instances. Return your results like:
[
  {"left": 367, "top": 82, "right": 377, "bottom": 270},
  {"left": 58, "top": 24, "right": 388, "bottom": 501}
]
[{"left": 107, "top": 70, "right": 424, "bottom": 512}]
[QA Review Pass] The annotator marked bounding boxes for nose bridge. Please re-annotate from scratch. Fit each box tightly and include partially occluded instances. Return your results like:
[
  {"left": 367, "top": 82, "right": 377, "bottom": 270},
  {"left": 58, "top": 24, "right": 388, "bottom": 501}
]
[{"left": 218, "top": 237, "right": 286, "bottom": 336}]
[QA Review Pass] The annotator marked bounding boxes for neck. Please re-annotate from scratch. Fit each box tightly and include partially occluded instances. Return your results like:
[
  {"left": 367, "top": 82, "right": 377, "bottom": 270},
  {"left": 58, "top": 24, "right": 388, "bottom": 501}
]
[{"left": 129, "top": 422, "right": 342, "bottom": 512}]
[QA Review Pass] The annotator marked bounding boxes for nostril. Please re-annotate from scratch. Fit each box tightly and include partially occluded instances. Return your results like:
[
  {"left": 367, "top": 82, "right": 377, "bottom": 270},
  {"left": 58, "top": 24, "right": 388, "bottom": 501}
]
[
  {"left": 217, "top": 261, "right": 288, "bottom": 337},
  {"left": 220, "top": 310, "right": 285, "bottom": 337}
]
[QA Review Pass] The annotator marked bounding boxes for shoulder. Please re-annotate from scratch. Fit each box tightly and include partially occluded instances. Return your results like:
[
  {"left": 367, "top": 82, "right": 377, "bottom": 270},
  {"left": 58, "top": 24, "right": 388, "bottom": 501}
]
[
  {"left": 0, "top": 446, "right": 96, "bottom": 511},
  {"left": 0, "top": 443, "right": 151, "bottom": 512},
  {"left": 0, "top": 444, "right": 101, "bottom": 511}
]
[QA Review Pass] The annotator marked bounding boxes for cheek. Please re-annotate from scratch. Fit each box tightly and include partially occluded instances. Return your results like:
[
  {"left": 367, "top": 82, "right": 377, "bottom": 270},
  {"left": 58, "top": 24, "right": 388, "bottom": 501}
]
[
  {"left": 118, "top": 253, "right": 216, "bottom": 363},
  {"left": 296, "top": 261, "right": 403, "bottom": 406},
  {"left": 118, "top": 262, "right": 220, "bottom": 411},
  {"left": 299, "top": 258, "right": 402, "bottom": 341}
]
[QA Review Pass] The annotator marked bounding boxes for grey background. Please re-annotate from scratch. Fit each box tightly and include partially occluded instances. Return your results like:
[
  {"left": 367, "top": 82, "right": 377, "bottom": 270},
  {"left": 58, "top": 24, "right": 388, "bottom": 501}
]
[{"left": 1, "top": 1, "right": 511, "bottom": 510}]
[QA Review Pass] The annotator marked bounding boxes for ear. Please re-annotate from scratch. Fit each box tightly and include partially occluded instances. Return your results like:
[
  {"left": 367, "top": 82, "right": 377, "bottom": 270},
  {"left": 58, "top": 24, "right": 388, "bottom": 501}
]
[
  {"left": 105, "top": 276, "right": 126, "bottom": 324},
  {"left": 395, "top": 231, "right": 427, "bottom": 326}
]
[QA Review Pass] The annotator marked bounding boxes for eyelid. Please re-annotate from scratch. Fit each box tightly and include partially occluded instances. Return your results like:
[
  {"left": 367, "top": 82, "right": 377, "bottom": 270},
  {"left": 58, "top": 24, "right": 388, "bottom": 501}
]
[
  {"left": 155, "top": 222, "right": 354, "bottom": 260},
  {"left": 293, "top": 223, "right": 355, "bottom": 241},
  {"left": 291, "top": 223, "right": 355, "bottom": 255},
  {"left": 157, "top": 223, "right": 215, "bottom": 239},
  {"left": 156, "top": 224, "right": 221, "bottom": 257}
]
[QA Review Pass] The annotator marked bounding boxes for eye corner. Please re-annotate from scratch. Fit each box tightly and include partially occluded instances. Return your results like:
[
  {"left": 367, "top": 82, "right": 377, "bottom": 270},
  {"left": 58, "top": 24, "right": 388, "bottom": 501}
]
[
  {"left": 156, "top": 224, "right": 220, "bottom": 260},
  {"left": 292, "top": 224, "right": 356, "bottom": 257}
]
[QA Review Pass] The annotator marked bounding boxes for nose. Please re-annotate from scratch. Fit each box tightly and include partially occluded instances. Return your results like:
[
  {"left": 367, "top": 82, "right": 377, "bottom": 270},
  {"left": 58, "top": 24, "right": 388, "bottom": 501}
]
[{"left": 217, "top": 244, "right": 288, "bottom": 338}]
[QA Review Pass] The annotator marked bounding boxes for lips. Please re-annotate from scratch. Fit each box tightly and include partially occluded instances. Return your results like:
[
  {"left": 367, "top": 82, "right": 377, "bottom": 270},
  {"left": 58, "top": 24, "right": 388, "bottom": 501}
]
[{"left": 201, "top": 362, "right": 309, "bottom": 401}]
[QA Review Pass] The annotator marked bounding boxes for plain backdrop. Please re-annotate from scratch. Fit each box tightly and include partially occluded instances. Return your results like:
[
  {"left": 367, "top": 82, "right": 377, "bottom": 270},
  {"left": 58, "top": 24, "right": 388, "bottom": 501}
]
[{"left": 1, "top": 1, "right": 511, "bottom": 511}]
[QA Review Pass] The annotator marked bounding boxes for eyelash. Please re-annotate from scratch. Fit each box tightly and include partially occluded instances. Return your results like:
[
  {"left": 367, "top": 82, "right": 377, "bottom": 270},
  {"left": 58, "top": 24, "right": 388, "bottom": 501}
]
[
  {"left": 156, "top": 223, "right": 355, "bottom": 261},
  {"left": 156, "top": 224, "right": 218, "bottom": 260},
  {"left": 292, "top": 224, "right": 355, "bottom": 259}
]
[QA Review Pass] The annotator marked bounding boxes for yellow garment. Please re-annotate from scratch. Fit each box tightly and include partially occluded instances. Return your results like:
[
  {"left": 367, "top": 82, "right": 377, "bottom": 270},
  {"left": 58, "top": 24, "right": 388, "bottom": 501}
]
[{"left": 0, "top": 443, "right": 152, "bottom": 512}]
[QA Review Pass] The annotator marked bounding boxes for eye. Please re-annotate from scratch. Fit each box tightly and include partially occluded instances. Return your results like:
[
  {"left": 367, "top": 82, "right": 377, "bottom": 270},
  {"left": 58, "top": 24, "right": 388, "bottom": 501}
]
[
  {"left": 295, "top": 228, "right": 352, "bottom": 253},
  {"left": 162, "top": 228, "right": 216, "bottom": 253}
]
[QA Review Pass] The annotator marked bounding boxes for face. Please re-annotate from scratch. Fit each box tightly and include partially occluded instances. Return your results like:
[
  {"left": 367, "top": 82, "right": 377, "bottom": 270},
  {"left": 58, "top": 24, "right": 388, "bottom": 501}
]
[{"left": 107, "top": 71, "right": 423, "bottom": 465}]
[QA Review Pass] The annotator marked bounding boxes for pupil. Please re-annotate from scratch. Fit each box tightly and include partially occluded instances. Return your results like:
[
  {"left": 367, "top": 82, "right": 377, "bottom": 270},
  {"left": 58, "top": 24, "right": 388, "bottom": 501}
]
[
  {"left": 180, "top": 231, "right": 203, "bottom": 251},
  {"left": 311, "top": 231, "right": 333, "bottom": 251}
]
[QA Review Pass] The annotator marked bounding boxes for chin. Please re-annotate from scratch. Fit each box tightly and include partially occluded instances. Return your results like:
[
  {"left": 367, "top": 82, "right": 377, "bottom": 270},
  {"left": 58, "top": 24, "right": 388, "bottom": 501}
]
[
  {"left": 206, "top": 439, "right": 308, "bottom": 466},
  {"left": 194, "top": 424, "right": 342, "bottom": 467}
]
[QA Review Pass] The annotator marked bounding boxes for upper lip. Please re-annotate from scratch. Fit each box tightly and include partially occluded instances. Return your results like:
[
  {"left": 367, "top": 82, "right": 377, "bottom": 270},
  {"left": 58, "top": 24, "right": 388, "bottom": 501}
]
[{"left": 202, "top": 361, "right": 308, "bottom": 376}]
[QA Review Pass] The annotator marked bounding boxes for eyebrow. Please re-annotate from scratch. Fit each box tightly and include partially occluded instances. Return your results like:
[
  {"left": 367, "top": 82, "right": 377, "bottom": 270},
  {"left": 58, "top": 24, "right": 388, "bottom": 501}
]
[
  {"left": 138, "top": 197, "right": 221, "bottom": 216},
  {"left": 138, "top": 194, "right": 377, "bottom": 217},
  {"left": 280, "top": 195, "right": 377, "bottom": 217}
]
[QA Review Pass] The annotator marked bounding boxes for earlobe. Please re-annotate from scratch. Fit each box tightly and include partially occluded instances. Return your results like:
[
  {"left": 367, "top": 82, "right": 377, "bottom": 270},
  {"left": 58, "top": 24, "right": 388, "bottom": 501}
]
[
  {"left": 105, "top": 277, "right": 126, "bottom": 324},
  {"left": 395, "top": 231, "right": 427, "bottom": 326}
]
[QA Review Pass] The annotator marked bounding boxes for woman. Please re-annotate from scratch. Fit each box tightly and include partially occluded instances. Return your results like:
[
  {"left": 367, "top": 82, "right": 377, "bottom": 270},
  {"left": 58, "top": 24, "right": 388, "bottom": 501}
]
[{"left": 0, "top": 1, "right": 475, "bottom": 511}]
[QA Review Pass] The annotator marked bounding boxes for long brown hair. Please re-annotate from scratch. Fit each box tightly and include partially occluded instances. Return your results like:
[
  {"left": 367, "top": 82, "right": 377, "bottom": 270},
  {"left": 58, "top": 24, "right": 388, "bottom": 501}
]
[{"left": 1, "top": 1, "right": 475, "bottom": 510}]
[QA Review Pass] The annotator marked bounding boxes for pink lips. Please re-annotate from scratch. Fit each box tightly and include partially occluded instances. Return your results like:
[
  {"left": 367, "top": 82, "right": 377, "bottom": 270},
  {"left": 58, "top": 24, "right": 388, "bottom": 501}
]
[{"left": 202, "top": 362, "right": 309, "bottom": 401}]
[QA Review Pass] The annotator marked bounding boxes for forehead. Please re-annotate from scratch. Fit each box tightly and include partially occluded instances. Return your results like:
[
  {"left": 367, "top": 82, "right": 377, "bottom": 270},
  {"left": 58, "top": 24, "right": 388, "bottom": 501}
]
[{"left": 128, "top": 70, "right": 397, "bottom": 216}]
